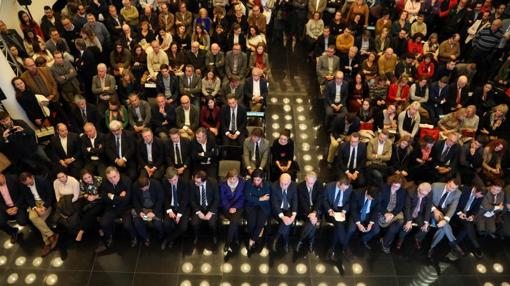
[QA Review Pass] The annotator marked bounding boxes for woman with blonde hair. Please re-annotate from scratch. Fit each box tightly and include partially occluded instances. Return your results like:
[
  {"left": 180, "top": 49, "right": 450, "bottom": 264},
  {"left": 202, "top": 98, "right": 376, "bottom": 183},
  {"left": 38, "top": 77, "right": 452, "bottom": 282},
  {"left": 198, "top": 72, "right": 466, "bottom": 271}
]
[
  {"left": 480, "top": 104, "right": 508, "bottom": 139},
  {"left": 397, "top": 101, "right": 421, "bottom": 138}
]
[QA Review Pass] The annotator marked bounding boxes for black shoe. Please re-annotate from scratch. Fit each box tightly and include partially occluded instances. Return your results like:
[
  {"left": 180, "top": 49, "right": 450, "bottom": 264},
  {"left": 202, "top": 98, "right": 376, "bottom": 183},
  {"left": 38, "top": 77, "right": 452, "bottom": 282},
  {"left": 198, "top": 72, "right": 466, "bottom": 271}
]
[
  {"left": 10, "top": 230, "right": 20, "bottom": 244},
  {"left": 380, "top": 238, "right": 390, "bottom": 254},
  {"left": 223, "top": 243, "right": 230, "bottom": 253},
  {"left": 130, "top": 237, "right": 138, "bottom": 248},
  {"left": 452, "top": 244, "right": 465, "bottom": 256},
  {"left": 362, "top": 240, "right": 372, "bottom": 250},
  {"left": 327, "top": 248, "right": 336, "bottom": 261},
  {"left": 272, "top": 237, "right": 279, "bottom": 252},
  {"left": 296, "top": 241, "right": 303, "bottom": 253},
  {"left": 161, "top": 239, "right": 168, "bottom": 250},
  {"left": 473, "top": 248, "right": 483, "bottom": 259}
]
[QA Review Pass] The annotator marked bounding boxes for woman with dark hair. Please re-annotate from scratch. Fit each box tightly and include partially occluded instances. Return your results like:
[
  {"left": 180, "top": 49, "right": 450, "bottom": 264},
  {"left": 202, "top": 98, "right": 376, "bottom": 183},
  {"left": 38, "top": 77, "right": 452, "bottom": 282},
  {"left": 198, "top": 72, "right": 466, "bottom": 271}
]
[
  {"left": 139, "top": 20, "right": 156, "bottom": 47},
  {"left": 167, "top": 42, "right": 185, "bottom": 76},
  {"left": 131, "top": 45, "right": 148, "bottom": 86},
  {"left": 192, "top": 24, "right": 211, "bottom": 51},
  {"left": 80, "top": 26, "right": 102, "bottom": 52},
  {"left": 249, "top": 43, "right": 271, "bottom": 80},
  {"left": 358, "top": 99, "right": 375, "bottom": 130},
  {"left": 11, "top": 77, "right": 50, "bottom": 127},
  {"left": 156, "top": 29, "right": 173, "bottom": 52},
  {"left": 409, "top": 135, "right": 436, "bottom": 183},
  {"left": 201, "top": 70, "right": 221, "bottom": 99},
  {"left": 117, "top": 69, "right": 138, "bottom": 103},
  {"left": 407, "top": 33, "right": 424, "bottom": 56},
  {"left": 110, "top": 42, "right": 132, "bottom": 74},
  {"left": 105, "top": 96, "right": 129, "bottom": 129},
  {"left": 31, "top": 40, "right": 54, "bottom": 67},
  {"left": 75, "top": 169, "right": 104, "bottom": 242},
  {"left": 416, "top": 53, "right": 435, "bottom": 79},
  {"left": 175, "top": 24, "right": 192, "bottom": 51},
  {"left": 270, "top": 129, "right": 299, "bottom": 182},
  {"left": 18, "top": 11, "right": 44, "bottom": 40},
  {"left": 244, "top": 169, "right": 271, "bottom": 253},
  {"left": 348, "top": 73, "right": 369, "bottom": 113},
  {"left": 247, "top": 25, "right": 266, "bottom": 52},
  {"left": 22, "top": 28, "right": 44, "bottom": 57},
  {"left": 199, "top": 96, "right": 221, "bottom": 137},
  {"left": 360, "top": 52, "right": 378, "bottom": 82},
  {"left": 389, "top": 135, "right": 413, "bottom": 177},
  {"left": 481, "top": 139, "right": 506, "bottom": 182},
  {"left": 458, "top": 139, "right": 483, "bottom": 186},
  {"left": 219, "top": 168, "right": 246, "bottom": 254}
]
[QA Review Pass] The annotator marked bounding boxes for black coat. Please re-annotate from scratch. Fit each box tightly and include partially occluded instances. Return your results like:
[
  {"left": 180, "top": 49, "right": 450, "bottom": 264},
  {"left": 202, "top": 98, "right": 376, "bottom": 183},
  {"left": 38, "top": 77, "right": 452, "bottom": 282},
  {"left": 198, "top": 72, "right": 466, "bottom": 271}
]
[
  {"left": 162, "top": 178, "right": 191, "bottom": 215},
  {"left": 80, "top": 132, "right": 106, "bottom": 164},
  {"left": 132, "top": 179, "right": 164, "bottom": 216},
  {"left": 166, "top": 138, "right": 191, "bottom": 168},
  {"left": 190, "top": 179, "right": 219, "bottom": 213},
  {"left": 0, "top": 175, "right": 25, "bottom": 210},
  {"left": 19, "top": 176, "right": 55, "bottom": 209},
  {"left": 271, "top": 181, "right": 298, "bottom": 215},
  {"left": 136, "top": 137, "right": 166, "bottom": 171},
  {"left": 104, "top": 130, "right": 136, "bottom": 164},
  {"left": 297, "top": 181, "right": 324, "bottom": 217},
  {"left": 50, "top": 132, "right": 82, "bottom": 161},
  {"left": 100, "top": 176, "right": 132, "bottom": 210}
]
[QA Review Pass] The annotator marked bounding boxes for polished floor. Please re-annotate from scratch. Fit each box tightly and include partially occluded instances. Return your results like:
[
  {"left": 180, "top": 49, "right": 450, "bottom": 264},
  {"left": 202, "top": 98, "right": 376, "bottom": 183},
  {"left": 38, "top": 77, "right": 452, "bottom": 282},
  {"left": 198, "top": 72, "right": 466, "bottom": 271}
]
[{"left": 1, "top": 43, "right": 510, "bottom": 286}]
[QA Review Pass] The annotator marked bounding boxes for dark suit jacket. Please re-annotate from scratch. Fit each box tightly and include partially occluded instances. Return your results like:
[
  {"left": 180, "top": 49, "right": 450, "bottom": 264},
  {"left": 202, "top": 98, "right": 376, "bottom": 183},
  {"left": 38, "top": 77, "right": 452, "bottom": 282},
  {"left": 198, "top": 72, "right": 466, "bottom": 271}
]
[
  {"left": 71, "top": 103, "right": 100, "bottom": 129},
  {"left": 132, "top": 179, "right": 164, "bottom": 216},
  {"left": 297, "top": 181, "right": 324, "bottom": 217},
  {"left": 377, "top": 185, "right": 406, "bottom": 215},
  {"left": 104, "top": 130, "right": 136, "bottom": 164},
  {"left": 220, "top": 104, "right": 247, "bottom": 136},
  {"left": 271, "top": 181, "right": 298, "bottom": 215},
  {"left": 428, "top": 81, "right": 449, "bottom": 107},
  {"left": 50, "top": 132, "right": 82, "bottom": 161},
  {"left": 432, "top": 140, "right": 460, "bottom": 172},
  {"left": 190, "top": 179, "right": 219, "bottom": 213},
  {"left": 314, "top": 34, "right": 336, "bottom": 56},
  {"left": 404, "top": 188, "right": 433, "bottom": 224},
  {"left": 162, "top": 178, "right": 190, "bottom": 215},
  {"left": 455, "top": 185, "right": 483, "bottom": 217},
  {"left": 446, "top": 83, "right": 470, "bottom": 110},
  {"left": 191, "top": 138, "right": 219, "bottom": 166},
  {"left": 75, "top": 46, "right": 100, "bottom": 80},
  {"left": 178, "top": 74, "right": 202, "bottom": 97},
  {"left": 137, "top": 137, "right": 166, "bottom": 171},
  {"left": 339, "top": 54, "right": 361, "bottom": 76},
  {"left": 329, "top": 114, "right": 361, "bottom": 138},
  {"left": 175, "top": 105, "right": 199, "bottom": 130},
  {"left": 243, "top": 77, "right": 269, "bottom": 106},
  {"left": 355, "top": 36, "right": 376, "bottom": 53},
  {"left": 80, "top": 132, "right": 106, "bottom": 164},
  {"left": 185, "top": 50, "right": 207, "bottom": 72},
  {"left": 104, "top": 14, "right": 126, "bottom": 40},
  {"left": 323, "top": 182, "right": 353, "bottom": 213},
  {"left": 0, "top": 175, "right": 25, "bottom": 211},
  {"left": 339, "top": 142, "right": 366, "bottom": 172},
  {"left": 156, "top": 73, "right": 180, "bottom": 101},
  {"left": 20, "top": 176, "right": 55, "bottom": 209},
  {"left": 351, "top": 188, "right": 379, "bottom": 223},
  {"left": 151, "top": 103, "right": 176, "bottom": 134},
  {"left": 0, "top": 120, "right": 38, "bottom": 161},
  {"left": 100, "top": 176, "right": 132, "bottom": 210},
  {"left": 324, "top": 80, "right": 349, "bottom": 107},
  {"left": 166, "top": 138, "right": 191, "bottom": 167}
]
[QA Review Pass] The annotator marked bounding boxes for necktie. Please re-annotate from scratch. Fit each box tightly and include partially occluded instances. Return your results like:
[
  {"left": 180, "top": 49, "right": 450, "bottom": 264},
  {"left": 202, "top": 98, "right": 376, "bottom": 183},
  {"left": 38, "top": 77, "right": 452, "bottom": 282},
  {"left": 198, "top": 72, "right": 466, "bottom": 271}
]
[
  {"left": 438, "top": 191, "right": 449, "bottom": 210},
  {"left": 308, "top": 187, "right": 313, "bottom": 207},
  {"left": 175, "top": 143, "right": 182, "bottom": 165},
  {"left": 334, "top": 190, "right": 342, "bottom": 208},
  {"left": 200, "top": 185, "right": 207, "bottom": 207},
  {"left": 360, "top": 198, "right": 369, "bottom": 221},
  {"left": 494, "top": 194, "right": 498, "bottom": 204},
  {"left": 440, "top": 145, "right": 450, "bottom": 162},
  {"left": 172, "top": 184, "right": 179, "bottom": 207},
  {"left": 230, "top": 109, "right": 236, "bottom": 131},
  {"left": 282, "top": 189, "right": 289, "bottom": 210},
  {"left": 82, "top": 109, "right": 87, "bottom": 122},
  {"left": 116, "top": 136, "right": 121, "bottom": 157},
  {"left": 412, "top": 196, "right": 422, "bottom": 218},
  {"left": 348, "top": 147, "right": 356, "bottom": 170},
  {"left": 255, "top": 142, "right": 261, "bottom": 167},
  {"left": 188, "top": 77, "right": 191, "bottom": 87},
  {"left": 464, "top": 193, "right": 474, "bottom": 212}
]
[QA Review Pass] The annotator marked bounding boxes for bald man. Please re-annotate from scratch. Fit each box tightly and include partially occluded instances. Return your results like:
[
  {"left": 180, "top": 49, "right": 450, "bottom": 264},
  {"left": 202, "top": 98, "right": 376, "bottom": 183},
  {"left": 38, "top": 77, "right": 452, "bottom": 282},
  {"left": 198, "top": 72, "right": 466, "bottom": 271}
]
[
  {"left": 271, "top": 173, "right": 298, "bottom": 253},
  {"left": 49, "top": 123, "right": 83, "bottom": 178},
  {"left": 205, "top": 43, "right": 225, "bottom": 78},
  {"left": 446, "top": 75, "right": 469, "bottom": 111}
]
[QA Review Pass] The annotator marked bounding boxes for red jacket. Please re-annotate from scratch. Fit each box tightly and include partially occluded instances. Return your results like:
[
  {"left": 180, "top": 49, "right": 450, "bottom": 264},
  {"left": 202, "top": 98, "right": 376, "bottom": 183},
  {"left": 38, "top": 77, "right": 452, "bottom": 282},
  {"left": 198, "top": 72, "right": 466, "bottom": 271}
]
[
  {"left": 416, "top": 61, "right": 435, "bottom": 79},
  {"left": 387, "top": 83, "right": 410, "bottom": 103},
  {"left": 407, "top": 40, "right": 424, "bottom": 56}
]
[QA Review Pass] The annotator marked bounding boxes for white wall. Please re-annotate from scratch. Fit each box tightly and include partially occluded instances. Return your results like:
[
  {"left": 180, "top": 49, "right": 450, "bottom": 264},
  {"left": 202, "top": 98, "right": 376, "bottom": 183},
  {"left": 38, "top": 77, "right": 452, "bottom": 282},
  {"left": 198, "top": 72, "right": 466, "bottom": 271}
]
[{"left": 0, "top": 0, "right": 57, "bottom": 34}]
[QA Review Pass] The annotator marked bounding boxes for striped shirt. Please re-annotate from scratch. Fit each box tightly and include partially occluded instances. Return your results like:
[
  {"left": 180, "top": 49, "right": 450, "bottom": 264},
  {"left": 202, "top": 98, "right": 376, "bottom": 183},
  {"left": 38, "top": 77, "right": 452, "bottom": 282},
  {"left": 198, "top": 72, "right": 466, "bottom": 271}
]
[{"left": 474, "top": 27, "right": 503, "bottom": 51}]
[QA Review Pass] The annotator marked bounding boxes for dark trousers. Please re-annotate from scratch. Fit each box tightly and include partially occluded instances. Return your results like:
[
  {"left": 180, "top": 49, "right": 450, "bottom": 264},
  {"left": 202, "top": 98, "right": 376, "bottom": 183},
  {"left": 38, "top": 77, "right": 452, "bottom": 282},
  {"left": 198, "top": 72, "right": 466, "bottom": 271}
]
[
  {"left": 78, "top": 202, "right": 104, "bottom": 231},
  {"left": 191, "top": 210, "right": 217, "bottom": 237},
  {"left": 162, "top": 210, "right": 189, "bottom": 242},
  {"left": 298, "top": 214, "right": 318, "bottom": 243},
  {"left": 84, "top": 161, "right": 107, "bottom": 178},
  {"left": 275, "top": 210, "right": 293, "bottom": 244},
  {"left": 454, "top": 218, "right": 480, "bottom": 249},
  {"left": 398, "top": 220, "right": 429, "bottom": 244},
  {"left": 327, "top": 216, "right": 349, "bottom": 250},
  {"left": 133, "top": 216, "right": 164, "bottom": 240},
  {"left": 346, "top": 220, "right": 378, "bottom": 245},
  {"left": 99, "top": 208, "right": 136, "bottom": 239},
  {"left": 224, "top": 210, "right": 243, "bottom": 245},
  {"left": 370, "top": 216, "right": 404, "bottom": 248},
  {"left": 0, "top": 210, "right": 27, "bottom": 236},
  {"left": 245, "top": 206, "right": 269, "bottom": 242}
]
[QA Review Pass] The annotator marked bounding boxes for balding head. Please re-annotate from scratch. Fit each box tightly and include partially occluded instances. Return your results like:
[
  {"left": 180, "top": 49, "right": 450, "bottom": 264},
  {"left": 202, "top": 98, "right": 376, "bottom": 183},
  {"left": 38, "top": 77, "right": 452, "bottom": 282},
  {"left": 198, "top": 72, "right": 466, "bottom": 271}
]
[
  {"left": 457, "top": 75, "right": 468, "bottom": 88},
  {"left": 279, "top": 173, "right": 292, "bottom": 189}
]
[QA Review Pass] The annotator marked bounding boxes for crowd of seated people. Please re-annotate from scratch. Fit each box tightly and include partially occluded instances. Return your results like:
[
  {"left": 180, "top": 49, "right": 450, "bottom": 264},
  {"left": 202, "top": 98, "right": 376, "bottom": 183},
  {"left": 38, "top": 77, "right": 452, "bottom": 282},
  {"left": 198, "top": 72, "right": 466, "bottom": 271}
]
[{"left": 1, "top": 0, "right": 510, "bottom": 263}]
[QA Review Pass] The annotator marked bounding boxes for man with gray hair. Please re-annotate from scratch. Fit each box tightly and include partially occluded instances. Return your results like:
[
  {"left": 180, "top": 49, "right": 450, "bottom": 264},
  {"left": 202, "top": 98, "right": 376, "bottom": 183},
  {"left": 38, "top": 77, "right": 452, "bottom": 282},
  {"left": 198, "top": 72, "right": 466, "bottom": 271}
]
[
  {"left": 91, "top": 63, "right": 116, "bottom": 113},
  {"left": 296, "top": 171, "right": 324, "bottom": 253},
  {"left": 105, "top": 120, "right": 137, "bottom": 180}
]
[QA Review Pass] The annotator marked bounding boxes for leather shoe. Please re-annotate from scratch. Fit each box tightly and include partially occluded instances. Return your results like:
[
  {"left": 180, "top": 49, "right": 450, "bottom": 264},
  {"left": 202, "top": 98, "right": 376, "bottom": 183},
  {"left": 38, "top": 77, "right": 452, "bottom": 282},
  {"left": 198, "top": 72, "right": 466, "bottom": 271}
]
[
  {"left": 296, "top": 241, "right": 303, "bottom": 253},
  {"left": 380, "top": 238, "right": 390, "bottom": 254},
  {"left": 41, "top": 245, "right": 51, "bottom": 257},
  {"left": 452, "top": 244, "right": 465, "bottom": 256},
  {"left": 473, "top": 248, "right": 483, "bottom": 259},
  {"left": 272, "top": 237, "right": 279, "bottom": 252},
  {"left": 327, "top": 248, "right": 336, "bottom": 261},
  {"left": 130, "top": 237, "right": 138, "bottom": 248},
  {"left": 10, "top": 231, "right": 20, "bottom": 244},
  {"left": 415, "top": 238, "right": 422, "bottom": 250},
  {"left": 363, "top": 240, "right": 372, "bottom": 250},
  {"left": 49, "top": 234, "right": 59, "bottom": 250}
]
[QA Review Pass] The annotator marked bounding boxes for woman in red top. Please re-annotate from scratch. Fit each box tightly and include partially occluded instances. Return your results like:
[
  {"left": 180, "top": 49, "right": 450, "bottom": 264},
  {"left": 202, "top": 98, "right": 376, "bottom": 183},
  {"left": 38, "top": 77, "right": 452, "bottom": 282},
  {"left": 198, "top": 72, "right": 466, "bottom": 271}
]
[
  {"left": 416, "top": 53, "right": 435, "bottom": 79},
  {"left": 407, "top": 33, "right": 424, "bottom": 56},
  {"left": 18, "top": 11, "right": 44, "bottom": 40},
  {"left": 199, "top": 97, "right": 221, "bottom": 137},
  {"left": 387, "top": 76, "right": 410, "bottom": 106}
]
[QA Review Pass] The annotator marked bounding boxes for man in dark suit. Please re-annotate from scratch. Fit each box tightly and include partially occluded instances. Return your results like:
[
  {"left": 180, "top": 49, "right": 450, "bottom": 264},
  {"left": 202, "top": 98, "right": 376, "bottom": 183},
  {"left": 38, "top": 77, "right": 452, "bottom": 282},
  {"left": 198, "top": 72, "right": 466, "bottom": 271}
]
[
  {"left": 355, "top": 30, "right": 376, "bottom": 57},
  {"left": 398, "top": 182, "right": 433, "bottom": 250},
  {"left": 346, "top": 185, "right": 379, "bottom": 250},
  {"left": 428, "top": 178, "right": 464, "bottom": 258},
  {"left": 452, "top": 183, "right": 484, "bottom": 258},
  {"left": 296, "top": 171, "right": 324, "bottom": 253},
  {"left": 0, "top": 173, "right": 26, "bottom": 243},
  {"left": 314, "top": 26, "right": 335, "bottom": 57},
  {"left": 191, "top": 128, "right": 219, "bottom": 177},
  {"left": 50, "top": 123, "right": 83, "bottom": 178},
  {"left": 81, "top": 123, "right": 107, "bottom": 177},
  {"left": 324, "top": 71, "right": 349, "bottom": 123},
  {"left": 74, "top": 39, "right": 100, "bottom": 102},
  {"left": 220, "top": 76, "right": 244, "bottom": 104},
  {"left": 0, "top": 20, "right": 26, "bottom": 56},
  {"left": 190, "top": 170, "right": 219, "bottom": 245},
  {"left": 175, "top": 95, "right": 200, "bottom": 136},
  {"left": 161, "top": 167, "right": 191, "bottom": 250},
  {"left": 339, "top": 46, "right": 361, "bottom": 79},
  {"left": 60, "top": 17, "right": 81, "bottom": 57},
  {"left": 243, "top": 67, "right": 268, "bottom": 111},
  {"left": 156, "top": 64, "right": 180, "bottom": 105},
  {"left": 323, "top": 175, "right": 353, "bottom": 260},
  {"left": 137, "top": 129, "right": 166, "bottom": 179},
  {"left": 432, "top": 132, "right": 460, "bottom": 182},
  {"left": 40, "top": 6, "right": 64, "bottom": 39},
  {"left": 326, "top": 113, "right": 361, "bottom": 168},
  {"left": 446, "top": 75, "right": 470, "bottom": 111},
  {"left": 206, "top": 43, "right": 226, "bottom": 78},
  {"left": 271, "top": 173, "right": 298, "bottom": 253},
  {"left": 104, "top": 5, "right": 126, "bottom": 42},
  {"left": 151, "top": 94, "right": 176, "bottom": 144},
  {"left": 104, "top": 120, "right": 137, "bottom": 180},
  {"left": 339, "top": 132, "right": 366, "bottom": 187},
  {"left": 18, "top": 172, "right": 59, "bottom": 256},
  {"left": 132, "top": 176, "right": 164, "bottom": 247},
  {"left": 185, "top": 42, "right": 207, "bottom": 75},
  {"left": 424, "top": 77, "right": 449, "bottom": 122},
  {"left": 221, "top": 94, "right": 247, "bottom": 146},
  {"left": 71, "top": 95, "right": 100, "bottom": 132},
  {"left": 97, "top": 166, "right": 136, "bottom": 251},
  {"left": 167, "top": 128, "right": 191, "bottom": 179}
]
